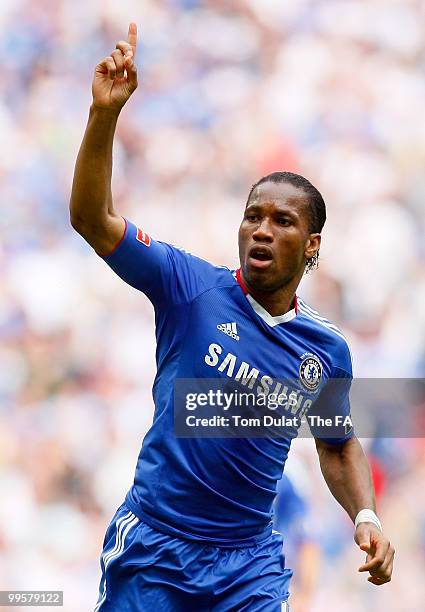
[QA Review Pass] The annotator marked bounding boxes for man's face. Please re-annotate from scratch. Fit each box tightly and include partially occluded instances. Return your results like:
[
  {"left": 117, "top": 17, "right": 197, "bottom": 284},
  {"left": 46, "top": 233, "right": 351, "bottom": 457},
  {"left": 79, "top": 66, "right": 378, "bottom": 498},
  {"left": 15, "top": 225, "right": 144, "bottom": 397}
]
[{"left": 238, "top": 181, "right": 321, "bottom": 292}]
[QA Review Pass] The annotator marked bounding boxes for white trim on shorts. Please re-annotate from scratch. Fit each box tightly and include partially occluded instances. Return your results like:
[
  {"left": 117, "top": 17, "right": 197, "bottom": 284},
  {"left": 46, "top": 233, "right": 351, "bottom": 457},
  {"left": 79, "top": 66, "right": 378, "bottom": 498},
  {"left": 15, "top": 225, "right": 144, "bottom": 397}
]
[{"left": 94, "top": 509, "right": 139, "bottom": 612}]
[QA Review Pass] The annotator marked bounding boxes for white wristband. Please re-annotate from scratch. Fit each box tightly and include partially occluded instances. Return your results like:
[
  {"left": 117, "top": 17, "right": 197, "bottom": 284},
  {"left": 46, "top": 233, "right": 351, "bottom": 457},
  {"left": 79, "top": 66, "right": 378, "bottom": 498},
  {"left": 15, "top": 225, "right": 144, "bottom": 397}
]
[{"left": 354, "top": 509, "right": 382, "bottom": 532}]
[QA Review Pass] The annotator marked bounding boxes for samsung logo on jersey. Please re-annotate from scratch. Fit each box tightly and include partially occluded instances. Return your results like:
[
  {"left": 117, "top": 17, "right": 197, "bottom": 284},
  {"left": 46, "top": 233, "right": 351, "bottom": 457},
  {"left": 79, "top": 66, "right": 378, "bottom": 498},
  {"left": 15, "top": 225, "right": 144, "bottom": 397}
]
[{"left": 204, "top": 343, "right": 313, "bottom": 416}]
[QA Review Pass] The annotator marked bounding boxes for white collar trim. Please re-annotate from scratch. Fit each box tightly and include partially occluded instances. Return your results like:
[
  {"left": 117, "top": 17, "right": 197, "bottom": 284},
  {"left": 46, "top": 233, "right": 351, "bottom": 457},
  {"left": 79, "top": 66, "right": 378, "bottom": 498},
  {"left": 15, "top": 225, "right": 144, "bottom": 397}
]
[{"left": 246, "top": 294, "right": 297, "bottom": 327}]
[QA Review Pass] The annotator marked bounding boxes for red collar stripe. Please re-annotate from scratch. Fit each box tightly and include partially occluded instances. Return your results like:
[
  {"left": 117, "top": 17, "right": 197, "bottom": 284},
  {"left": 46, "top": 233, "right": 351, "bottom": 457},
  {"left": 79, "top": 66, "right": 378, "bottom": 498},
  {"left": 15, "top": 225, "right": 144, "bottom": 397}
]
[{"left": 236, "top": 268, "right": 248, "bottom": 295}]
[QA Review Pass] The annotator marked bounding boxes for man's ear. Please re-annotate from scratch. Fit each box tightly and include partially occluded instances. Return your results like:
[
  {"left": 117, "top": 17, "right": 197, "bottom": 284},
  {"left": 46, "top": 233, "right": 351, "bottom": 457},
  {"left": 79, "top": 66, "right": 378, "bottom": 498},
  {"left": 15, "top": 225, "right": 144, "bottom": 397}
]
[{"left": 305, "top": 233, "right": 321, "bottom": 259}]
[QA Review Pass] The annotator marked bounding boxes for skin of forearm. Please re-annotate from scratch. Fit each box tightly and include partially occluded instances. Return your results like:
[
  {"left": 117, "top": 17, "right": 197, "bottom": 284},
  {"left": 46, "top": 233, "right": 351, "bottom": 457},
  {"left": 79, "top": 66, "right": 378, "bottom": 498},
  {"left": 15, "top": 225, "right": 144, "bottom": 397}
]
[
  {"left": 316, "top": 436, "right": 376, "bottom": 522},
  {"left": 70, "top": 105, "right": 120, "bottom": 228}
]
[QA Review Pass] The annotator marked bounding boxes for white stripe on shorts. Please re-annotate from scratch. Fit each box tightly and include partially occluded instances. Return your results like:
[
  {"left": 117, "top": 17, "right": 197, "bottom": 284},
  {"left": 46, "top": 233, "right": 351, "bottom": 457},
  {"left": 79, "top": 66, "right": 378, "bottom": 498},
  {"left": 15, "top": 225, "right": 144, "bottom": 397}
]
[
  {"left": 94, "top": 510, "right": 139, "bottom": 612},
  {"left": 101, "top": 511, "right": 133, "bottom": 567}
]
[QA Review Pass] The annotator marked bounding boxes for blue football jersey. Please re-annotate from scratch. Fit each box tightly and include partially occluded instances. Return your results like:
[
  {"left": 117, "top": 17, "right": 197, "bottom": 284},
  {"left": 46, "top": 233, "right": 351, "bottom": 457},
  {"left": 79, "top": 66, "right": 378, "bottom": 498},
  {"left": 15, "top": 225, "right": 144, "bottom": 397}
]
[{"left": 99, "top": 218, "right": 353, "bottom": 545}]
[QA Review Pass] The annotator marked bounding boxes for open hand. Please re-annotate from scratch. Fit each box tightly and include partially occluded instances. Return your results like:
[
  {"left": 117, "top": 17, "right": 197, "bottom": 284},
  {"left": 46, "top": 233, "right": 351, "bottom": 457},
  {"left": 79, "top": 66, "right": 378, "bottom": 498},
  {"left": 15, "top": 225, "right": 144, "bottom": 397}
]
[{"left": 92, "top": 22, "right": 138, "bottom": 111}]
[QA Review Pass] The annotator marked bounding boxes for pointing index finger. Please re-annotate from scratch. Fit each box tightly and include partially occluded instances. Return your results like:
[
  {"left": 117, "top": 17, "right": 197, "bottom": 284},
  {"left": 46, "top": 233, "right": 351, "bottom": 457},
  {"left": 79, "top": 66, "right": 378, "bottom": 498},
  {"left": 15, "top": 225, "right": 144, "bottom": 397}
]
[
  {"left": 128, "top": 22, "right": 137, "bottom": 58},
  {"left": 358, "top": 539, "right": 388, "bottom": 573}
]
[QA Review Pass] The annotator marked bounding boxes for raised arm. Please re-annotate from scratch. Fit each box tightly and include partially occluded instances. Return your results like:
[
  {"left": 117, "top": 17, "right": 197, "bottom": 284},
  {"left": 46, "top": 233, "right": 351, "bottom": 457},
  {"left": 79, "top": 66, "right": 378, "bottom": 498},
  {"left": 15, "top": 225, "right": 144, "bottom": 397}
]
[
  {"left": 69, "top": 23, "right": 138, "bottom": 256},
  {"left": 315, "top": 436, "right": 394, "bottom": 585}
]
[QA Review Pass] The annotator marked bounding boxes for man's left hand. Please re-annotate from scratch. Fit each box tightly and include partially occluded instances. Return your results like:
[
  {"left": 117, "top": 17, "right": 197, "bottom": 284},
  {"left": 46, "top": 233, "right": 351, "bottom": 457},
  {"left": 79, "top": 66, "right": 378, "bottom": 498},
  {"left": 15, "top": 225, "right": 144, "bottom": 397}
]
[{"left": 355, "top": 523, "right": 395, "bottom": 585}]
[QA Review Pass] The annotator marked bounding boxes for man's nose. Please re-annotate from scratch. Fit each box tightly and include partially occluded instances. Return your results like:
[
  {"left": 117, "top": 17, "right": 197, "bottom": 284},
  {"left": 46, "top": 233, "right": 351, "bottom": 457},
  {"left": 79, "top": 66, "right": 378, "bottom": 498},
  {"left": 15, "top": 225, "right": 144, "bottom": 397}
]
[{"left": 252, "top": 218, "right": 273, "bottom": 242}]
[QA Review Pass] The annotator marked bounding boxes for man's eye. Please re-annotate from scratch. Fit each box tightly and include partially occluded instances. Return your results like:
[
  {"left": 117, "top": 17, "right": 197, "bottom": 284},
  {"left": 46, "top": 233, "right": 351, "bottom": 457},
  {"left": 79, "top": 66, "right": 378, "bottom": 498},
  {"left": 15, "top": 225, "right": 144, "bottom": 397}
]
[
  {"left": 277, "top": 218, "right": 291, "bottom": 226},
  {"left": 246, "top": 215, "right": 258, "bottom": 222}
]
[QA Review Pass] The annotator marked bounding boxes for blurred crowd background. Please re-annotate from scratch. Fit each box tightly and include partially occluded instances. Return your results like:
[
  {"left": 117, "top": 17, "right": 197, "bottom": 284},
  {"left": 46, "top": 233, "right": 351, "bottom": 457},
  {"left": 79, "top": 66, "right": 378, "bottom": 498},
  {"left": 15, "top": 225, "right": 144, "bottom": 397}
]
[{"left": 1, "top": 0, "right": 424, "bottom": 610}]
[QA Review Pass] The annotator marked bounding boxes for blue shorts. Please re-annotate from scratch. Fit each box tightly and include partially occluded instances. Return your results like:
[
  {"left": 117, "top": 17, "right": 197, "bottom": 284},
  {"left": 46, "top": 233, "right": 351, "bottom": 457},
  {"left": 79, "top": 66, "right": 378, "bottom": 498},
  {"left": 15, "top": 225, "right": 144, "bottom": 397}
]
[{"left": 95, "top": 503, "right": 292, "bottom": 611}]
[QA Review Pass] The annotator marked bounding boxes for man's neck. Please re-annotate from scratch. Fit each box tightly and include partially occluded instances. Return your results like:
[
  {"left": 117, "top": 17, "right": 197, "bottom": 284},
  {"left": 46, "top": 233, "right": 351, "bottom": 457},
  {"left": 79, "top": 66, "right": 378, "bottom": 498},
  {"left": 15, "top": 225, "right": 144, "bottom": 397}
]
[{"left": 240, "top": 270, "right": 299, "bottom": 317}]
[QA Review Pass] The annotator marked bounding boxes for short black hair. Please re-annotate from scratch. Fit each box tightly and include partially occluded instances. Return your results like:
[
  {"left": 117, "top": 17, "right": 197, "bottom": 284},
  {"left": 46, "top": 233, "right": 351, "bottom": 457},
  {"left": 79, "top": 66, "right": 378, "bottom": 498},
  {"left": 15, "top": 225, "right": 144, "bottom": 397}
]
[{"left": 246, "top": 171, "right": 326, "bottom": 272}]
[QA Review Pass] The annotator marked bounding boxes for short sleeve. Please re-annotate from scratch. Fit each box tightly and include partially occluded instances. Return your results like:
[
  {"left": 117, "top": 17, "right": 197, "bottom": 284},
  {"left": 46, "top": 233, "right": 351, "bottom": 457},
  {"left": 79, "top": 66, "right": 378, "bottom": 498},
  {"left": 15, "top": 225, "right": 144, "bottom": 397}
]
[
  {"left": 308, "top": 365, "right": 354, "bottom": 445},
  {"left": 99, "top": 218, "right": 222, "bottom": 310}
]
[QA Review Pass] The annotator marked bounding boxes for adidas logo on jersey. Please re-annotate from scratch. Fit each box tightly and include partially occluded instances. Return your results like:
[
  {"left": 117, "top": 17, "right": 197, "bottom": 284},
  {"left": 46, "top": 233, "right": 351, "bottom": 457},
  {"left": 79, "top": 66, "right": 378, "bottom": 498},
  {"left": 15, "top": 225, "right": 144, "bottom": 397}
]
[{"left": 217, "top": 322, "right": 240, "bottom": 341}]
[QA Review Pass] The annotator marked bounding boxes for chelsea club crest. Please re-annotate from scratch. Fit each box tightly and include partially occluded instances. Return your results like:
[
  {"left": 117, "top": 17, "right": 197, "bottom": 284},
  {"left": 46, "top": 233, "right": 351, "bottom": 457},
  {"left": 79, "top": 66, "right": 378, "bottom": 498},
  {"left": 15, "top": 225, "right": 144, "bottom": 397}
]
[{"left": 299, "top": 354, "right": 323, "bottom": 392}]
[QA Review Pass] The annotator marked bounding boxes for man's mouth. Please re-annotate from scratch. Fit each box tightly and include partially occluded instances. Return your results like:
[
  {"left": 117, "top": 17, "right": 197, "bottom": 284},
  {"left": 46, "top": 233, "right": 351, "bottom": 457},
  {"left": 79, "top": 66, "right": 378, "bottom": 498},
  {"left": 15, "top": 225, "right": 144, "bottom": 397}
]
[{"left": 248, "top": 245, "right": 274, "bottom": 268}]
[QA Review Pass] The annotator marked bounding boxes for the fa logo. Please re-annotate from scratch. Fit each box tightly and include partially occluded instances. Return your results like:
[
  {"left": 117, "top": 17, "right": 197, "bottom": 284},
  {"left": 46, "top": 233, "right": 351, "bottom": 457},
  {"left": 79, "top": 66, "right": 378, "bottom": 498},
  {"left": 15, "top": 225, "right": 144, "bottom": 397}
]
[{"left": 299, "top": 355, "right": 323, "bottom": 392}]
